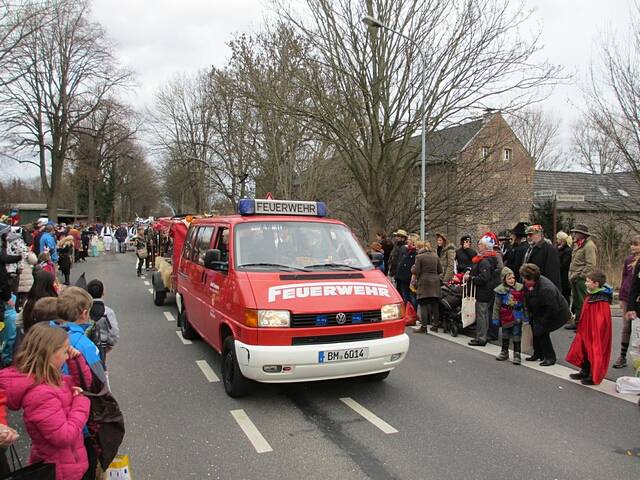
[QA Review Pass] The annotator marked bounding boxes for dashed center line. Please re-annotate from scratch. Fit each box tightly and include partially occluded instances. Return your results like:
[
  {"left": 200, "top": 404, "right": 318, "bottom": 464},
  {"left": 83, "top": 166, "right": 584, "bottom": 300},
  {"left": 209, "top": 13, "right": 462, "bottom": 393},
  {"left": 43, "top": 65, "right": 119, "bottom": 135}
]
[
  {"left": 340, "top": 397, "right": 398, "bottom": 434},
  {"left": 230, "top": 409, "right": 273, "bottom": 453},
  {"left": 196, "top": 360, "right": 219, "bottom": 382},
  {"left": 175, "top": 330, "right": 192, "bottom": 345},
  {"left": 163, "top": 311, "right": 175, "bottom": 322},
  {"left": 148, "top": 288, "right": 153, "bottom": 294},
  {"left": 144, "top": 280, "right": 150, "bottom": 286}
]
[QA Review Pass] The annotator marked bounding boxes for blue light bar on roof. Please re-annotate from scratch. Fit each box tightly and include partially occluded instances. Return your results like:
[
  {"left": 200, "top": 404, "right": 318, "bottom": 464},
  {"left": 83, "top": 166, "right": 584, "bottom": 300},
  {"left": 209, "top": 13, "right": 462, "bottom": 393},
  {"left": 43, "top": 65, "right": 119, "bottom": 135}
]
[{"left": 237, "top": 199, "right": 327, "bottom": 217}]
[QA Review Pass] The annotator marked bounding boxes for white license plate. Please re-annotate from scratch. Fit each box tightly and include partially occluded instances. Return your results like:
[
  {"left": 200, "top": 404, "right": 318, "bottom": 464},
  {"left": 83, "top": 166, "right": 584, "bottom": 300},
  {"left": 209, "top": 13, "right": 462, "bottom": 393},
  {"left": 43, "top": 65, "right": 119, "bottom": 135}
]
[{"left": 318, "top": 347, "right": 369, "bottom": 363}]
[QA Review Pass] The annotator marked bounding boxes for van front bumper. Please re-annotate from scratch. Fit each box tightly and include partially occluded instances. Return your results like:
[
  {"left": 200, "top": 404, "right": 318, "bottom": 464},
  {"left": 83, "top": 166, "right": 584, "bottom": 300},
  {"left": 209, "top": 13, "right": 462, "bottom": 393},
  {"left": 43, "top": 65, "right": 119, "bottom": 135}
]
[{"left": 234, "top": 334, "right": 410, "bottom": 383}]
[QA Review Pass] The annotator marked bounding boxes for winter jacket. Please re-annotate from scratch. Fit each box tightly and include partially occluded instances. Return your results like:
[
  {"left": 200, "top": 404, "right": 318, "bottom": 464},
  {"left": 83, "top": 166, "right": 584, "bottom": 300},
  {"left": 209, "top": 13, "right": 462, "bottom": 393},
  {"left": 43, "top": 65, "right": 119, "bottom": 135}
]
[
  {"left": 468, "top": 253, "right": 500, "bottom": 303},
  {"left": 455, "top": 247, "right": 476, "bottom": 273},
  {"left": 388, "top": 240, "right": 407, "bottom": 278},
  {"left": 395, "top": 246, "right": 417, "bottom": 283},
  {"left": 505, "top": 240, "right": 528, "bottom": 281},
  {"left": 52, "top": 322, "right": 108, "bottom": 386},
  {"left": 0, "top": 365, "right": 91, "bottom": 480},
  {"left": 618, "top": 255, "right": 638, "bottom": 303},
  {"left": 437, "top": 243, "right": 456, "bottom": 284},
  {"left": 39, "top": 232, "right": 58, "bottom": 263},
  {"left": 558, "top": 244, "right": 572, "bottom": 296},
  {"left": 523, "top": 238, "right": 562, "bottom": 290},
  {"left": 18, "top": 252, "right": 37, "bottom": 294},
  {"left": 523, "top": 275, "right": 570, "bottom": 335},
  {"left": 627, "top": 262, "right": 640, "bottom": 312},
  {"left": 90, "top": 300, "right": 120, "bottom": 348},
  {"left": 114, "top": 227, "right": 127, "bottom": 242},
  {"left": 492, "top": 282, "right": 527, "bottom": 328},
  {"left": 413, "top": 251, "right": 442, "bottom": 299},
  {"left": 569, "top": 238, "right": 597, "bottom": 282}
]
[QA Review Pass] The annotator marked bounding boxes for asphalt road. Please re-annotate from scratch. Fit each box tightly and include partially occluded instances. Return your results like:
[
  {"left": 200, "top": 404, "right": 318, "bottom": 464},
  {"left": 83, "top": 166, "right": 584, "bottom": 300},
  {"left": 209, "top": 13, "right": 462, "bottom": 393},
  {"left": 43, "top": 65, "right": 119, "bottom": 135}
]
[{"left": 15, "top": 253, "right": 639, "bottom": 479}]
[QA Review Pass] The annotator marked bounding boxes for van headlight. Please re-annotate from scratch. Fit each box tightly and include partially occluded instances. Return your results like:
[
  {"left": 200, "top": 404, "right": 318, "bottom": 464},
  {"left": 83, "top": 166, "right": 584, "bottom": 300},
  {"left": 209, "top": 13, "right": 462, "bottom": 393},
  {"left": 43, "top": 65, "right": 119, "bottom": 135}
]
[
  {"left": 381, "top": 303, "right": 403, "bottom": 321},
  {"left": 258, "top": 310, "right": 290, "bottom": 327}
]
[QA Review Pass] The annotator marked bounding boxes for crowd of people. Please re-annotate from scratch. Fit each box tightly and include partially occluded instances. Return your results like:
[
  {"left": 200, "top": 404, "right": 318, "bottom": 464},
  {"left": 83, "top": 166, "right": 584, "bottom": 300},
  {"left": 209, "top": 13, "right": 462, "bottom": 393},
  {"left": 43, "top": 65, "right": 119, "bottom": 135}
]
[
  {"left": 371, "top": 222, "right": 640, "bottom": 391},
  {"left": 0, "top": 219, "right": 123, "bottom": 479}
]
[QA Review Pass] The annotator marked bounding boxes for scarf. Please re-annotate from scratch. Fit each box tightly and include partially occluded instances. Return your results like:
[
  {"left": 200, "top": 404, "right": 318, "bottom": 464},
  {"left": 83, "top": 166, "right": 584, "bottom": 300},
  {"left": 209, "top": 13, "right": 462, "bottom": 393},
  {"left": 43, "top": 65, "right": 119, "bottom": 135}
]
[{"left": 472, "top": 250, "right": 496, "bottom": 263}]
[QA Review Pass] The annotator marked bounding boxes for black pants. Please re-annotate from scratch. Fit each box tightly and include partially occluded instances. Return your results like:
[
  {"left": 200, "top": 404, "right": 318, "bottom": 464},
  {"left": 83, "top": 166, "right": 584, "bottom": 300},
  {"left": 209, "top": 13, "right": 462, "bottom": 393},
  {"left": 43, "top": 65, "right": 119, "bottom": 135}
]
[
  {"left": 118, "top": 240, "right": 127, "bottom": 253},
  {"left": 137, "top": 256, "right": 144, "bottom": 275},
  {"left": 0, "top": 448, "right": 10, "bottom": 477},
  {"left": 418, "top": 298, "right": 440, "bottom": 326},
  {"left": 533, "top": 332, "right": 556, "bottom": 361}
]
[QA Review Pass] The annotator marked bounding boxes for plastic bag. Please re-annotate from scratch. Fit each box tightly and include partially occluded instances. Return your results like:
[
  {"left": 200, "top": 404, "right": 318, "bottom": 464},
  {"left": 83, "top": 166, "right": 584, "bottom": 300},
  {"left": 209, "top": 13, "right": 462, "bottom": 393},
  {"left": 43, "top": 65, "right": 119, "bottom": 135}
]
[
  {"left": 615, "top": 376, "right": 640, "bottom": 394},
  {"left": 404, "top": 302, "right": 418, "bottom": 326},
  {"left": 106, "top": 454, "right": 132, "bottom": 480}
]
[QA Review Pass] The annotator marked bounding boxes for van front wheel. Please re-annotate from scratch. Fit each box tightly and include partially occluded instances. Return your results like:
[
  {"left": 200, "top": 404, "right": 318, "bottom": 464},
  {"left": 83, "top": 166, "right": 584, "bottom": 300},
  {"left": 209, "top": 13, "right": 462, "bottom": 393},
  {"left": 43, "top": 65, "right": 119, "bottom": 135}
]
[
  {"left": 179, "top": 309, "right": 199, "bottom": 340},
  {"left": 222, "top": 337, "right": 250, "bottom": 398}
]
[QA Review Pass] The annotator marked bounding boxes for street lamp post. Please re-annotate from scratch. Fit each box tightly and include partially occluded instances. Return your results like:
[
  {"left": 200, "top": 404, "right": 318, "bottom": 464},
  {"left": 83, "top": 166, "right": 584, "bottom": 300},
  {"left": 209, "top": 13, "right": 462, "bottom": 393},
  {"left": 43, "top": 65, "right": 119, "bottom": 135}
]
[{"left": 362, "top": 15, "right": 427, "bottom": 240}]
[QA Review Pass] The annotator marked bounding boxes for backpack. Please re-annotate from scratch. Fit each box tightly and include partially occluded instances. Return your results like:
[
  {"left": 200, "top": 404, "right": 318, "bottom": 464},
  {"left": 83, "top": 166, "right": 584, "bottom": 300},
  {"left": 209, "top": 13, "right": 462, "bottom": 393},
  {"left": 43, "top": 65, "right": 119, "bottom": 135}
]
[{"left": 87, "top": 302, "right": 113, "bottom": 356}]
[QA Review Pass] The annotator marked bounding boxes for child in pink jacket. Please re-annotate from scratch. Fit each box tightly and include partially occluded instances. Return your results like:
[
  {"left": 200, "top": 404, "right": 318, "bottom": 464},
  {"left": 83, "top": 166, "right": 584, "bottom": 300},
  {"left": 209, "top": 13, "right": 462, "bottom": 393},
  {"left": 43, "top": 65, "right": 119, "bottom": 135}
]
[{"left": 0, "top": 323, "right": 90, "bottom": 480}]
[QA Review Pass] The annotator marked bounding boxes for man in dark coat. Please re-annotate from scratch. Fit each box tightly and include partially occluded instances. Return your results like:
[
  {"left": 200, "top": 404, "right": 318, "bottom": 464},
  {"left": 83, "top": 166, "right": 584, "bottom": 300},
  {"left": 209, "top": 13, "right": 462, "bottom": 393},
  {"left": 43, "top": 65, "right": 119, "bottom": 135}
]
[
  {"left": 388, "top": 230, "right": 408, "bottom": 279},
  {"left": 520, "top": 263, "right": 570, "bottom": 366},
  {"left": 505, "top": 222, "right": 529, "bottom": 281},
  {"left": 376, "top": 232, "right": 394, "bottom": 276},
  {"left": 522, "top": 224, "right": 562, "bottom": 289}
]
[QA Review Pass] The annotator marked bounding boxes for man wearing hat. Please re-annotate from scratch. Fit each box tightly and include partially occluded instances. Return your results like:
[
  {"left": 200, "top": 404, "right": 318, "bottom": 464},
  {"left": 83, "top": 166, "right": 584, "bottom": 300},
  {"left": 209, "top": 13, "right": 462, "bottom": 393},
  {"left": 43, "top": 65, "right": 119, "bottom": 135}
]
[
  {"left": 388, "top": 229, "right": 408, "bottom": 280},
  {"left": 523, "top": 225, "right": 561, "bottom": 289},
  {"left": 567, "top": 224, "right": 598, "bottom": 330},
  {"left": 505, "top": 222, "right": 529, "bottom": 280}
]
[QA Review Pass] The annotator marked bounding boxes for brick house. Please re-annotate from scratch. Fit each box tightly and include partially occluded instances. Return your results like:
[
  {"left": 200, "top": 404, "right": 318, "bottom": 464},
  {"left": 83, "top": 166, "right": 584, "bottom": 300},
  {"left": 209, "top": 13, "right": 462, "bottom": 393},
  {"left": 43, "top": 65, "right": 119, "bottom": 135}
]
[{"left": 419, "top": 112, "right": 534, "bottom": 242}]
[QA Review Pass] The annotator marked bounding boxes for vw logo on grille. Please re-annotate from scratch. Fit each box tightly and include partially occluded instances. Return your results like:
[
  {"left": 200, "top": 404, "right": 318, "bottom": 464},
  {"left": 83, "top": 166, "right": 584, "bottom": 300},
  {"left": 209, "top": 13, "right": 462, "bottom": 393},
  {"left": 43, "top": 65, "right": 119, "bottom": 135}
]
[{"left": 336, "top": 312, "right": 347, "bottom": 325}]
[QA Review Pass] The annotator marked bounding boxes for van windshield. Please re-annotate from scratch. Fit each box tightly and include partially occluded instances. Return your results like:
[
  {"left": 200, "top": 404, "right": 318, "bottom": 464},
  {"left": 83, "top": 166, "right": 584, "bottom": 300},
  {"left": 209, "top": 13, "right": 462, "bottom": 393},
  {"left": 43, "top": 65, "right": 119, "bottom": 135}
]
[{"left": 234, "top": 221, "right": 374, "bottom": 272}]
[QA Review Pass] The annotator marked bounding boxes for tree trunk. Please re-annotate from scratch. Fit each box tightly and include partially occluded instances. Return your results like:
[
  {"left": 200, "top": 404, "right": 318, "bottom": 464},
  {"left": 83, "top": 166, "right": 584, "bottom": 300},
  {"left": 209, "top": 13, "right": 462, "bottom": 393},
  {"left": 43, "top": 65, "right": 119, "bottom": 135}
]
[
  {"left": 87, "top": 178, "right": 96, "bottom": 222},
  {"left": 46, "top": 190, "right": 58, "bottom": 223}
]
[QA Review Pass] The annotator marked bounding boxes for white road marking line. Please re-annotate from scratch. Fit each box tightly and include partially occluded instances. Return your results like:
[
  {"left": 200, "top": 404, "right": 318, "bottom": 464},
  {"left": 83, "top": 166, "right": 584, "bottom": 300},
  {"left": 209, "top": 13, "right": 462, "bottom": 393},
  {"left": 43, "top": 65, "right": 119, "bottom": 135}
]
[
  {"left": 426, "top": 330, "right": 637, "bottom": 404},
  {"left": 148, "top": 288, "right": 153, "bottom": 294},
  {"left": 144, "top": 281, "right": 150, "bottom": 286},
  {"left": 230, "top": 409, "right": 273, "bottom": 453},
  {"left": 340, "top": 397, "right": 398, "bottom": 434},
  {"left": 175, "top": 330, "right": 192, "bottom": 345},
  {"left": 163, "top": 311, "right": 175, "bottom": 322},
  {"left": 196, "top": 360, "right": 220, "bottom": 382}
]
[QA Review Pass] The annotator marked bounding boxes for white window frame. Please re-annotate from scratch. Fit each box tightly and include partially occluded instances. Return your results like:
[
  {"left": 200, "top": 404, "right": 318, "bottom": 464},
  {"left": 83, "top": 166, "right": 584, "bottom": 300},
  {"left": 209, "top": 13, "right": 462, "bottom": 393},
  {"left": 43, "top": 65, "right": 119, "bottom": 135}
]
[
  {"left": 503, "top": 148, "right": 512, "bottom": 162},
  {"left": 482, "top": 146, "right": 490, "bottom": 159}
]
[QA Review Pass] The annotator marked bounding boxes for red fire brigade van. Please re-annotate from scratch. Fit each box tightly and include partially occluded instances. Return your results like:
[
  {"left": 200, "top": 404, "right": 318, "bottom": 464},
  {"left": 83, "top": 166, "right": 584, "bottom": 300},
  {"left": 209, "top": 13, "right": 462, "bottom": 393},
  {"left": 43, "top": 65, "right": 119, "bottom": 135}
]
[{"left": 175, "top": 199, "right": 410, "bottom": 397}]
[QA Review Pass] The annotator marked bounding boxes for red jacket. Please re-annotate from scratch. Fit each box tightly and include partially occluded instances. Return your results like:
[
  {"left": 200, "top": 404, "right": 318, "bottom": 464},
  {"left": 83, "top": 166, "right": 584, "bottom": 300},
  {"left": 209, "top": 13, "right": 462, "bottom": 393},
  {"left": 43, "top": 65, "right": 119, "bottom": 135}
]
[{"left": 0, "top": 362, "right": 91, "bottom": 480}]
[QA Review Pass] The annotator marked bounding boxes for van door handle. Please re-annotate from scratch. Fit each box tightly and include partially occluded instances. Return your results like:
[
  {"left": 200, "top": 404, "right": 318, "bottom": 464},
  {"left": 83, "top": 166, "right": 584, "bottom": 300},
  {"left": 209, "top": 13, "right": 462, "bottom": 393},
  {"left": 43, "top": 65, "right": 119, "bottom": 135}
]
[
  {"left": 201, "top": 271, "right": 206, "bottom": 284},
  {"left": 178, "top": 272, "right": 188, "bottom": 278}
]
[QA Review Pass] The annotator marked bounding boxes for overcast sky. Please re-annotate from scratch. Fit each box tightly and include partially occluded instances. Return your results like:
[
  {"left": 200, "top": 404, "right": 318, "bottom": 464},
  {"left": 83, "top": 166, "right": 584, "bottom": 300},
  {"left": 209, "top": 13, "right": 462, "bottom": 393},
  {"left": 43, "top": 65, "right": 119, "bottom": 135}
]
[{"left": 7, "top": 0, "right": 634, "bottom": 178}]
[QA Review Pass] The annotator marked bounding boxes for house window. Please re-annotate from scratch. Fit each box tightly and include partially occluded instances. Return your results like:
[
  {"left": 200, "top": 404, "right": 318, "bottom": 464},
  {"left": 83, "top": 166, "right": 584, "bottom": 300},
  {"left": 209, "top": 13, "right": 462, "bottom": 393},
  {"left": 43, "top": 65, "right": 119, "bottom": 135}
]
[
  {"left": 598, "top": 186, "right": 610, "bottom": 196},
  {"left": 618, "top": 188, "right": 630, "bottom": 197},
  {"left": 482, "top": 146, "right": 490, "bottom": 159},
  {"left": 503, "top": 148, "right": 512, "bottom": 162}
]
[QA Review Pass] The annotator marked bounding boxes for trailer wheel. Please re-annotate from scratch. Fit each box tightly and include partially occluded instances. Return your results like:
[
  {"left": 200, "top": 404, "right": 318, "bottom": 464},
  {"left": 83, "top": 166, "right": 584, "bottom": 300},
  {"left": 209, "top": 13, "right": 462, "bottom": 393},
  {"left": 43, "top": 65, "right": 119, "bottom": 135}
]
[
  {"left": 153, "top": 285, "right": 166, "bottom": 306},
  {"left": 221, "top": 337, "right": 250, "bottom": 398},
  {"left": 179, "top": 308, "right": 199, "bottom": 340},
  {"left": 450, "top": 322, "right": 459, "bottom": 337}
]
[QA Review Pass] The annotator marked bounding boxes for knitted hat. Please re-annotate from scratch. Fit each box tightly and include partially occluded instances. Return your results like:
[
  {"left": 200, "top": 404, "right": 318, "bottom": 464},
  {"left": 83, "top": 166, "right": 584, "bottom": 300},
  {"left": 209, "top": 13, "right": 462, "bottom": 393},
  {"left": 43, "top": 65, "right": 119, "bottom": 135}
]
[
  {"left": 479, "top": 231, "right": 497, "bottom": 249},
  {"left": 556, "top": 231, "right": 573, "bottom": 247},
  {"left": 501, "top": 266, "right": 515, "bottom": 283},
  {"left": 525, "top": 224, "right": 544, "bottom": 235}
]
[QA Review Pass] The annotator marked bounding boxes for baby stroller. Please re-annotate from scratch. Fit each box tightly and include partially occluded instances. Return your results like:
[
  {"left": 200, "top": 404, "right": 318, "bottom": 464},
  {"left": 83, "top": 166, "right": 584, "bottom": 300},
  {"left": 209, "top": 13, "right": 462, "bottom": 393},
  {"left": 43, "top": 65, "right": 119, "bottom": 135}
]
[{"left": 440, "top": 282, "right": 463, "bottom": 337}]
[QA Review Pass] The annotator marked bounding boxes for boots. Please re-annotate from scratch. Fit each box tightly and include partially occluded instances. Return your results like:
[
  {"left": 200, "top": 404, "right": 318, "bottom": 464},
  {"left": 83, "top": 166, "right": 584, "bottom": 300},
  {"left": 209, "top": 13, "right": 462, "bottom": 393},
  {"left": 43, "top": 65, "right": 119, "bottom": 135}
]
[
  {"left": 496, "top": 338, "right": 509, "bottom": 361},
  {"left": 513, "top": 341, "right": 521, "bottom": 365}
]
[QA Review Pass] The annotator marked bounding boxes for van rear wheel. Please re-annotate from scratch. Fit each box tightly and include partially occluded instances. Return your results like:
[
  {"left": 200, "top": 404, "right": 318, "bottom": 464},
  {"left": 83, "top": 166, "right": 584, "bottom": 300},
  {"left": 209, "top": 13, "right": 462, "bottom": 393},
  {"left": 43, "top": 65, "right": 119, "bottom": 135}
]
[
  {"left": 222, "top": 337, "right": 250, "bottom": 398},
  {"left": 179, "top": 309, "right": 199, "bottom": 340}
]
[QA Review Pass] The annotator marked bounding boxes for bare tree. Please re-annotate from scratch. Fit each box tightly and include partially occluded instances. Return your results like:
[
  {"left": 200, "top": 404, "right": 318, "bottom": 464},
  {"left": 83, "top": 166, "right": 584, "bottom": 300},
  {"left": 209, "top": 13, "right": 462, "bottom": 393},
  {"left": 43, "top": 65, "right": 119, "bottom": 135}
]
[
  {"left": 269, "top": 0, "right": 562, "bottom": 236},
  {"left": 584, "top": 1, "right": 640, "bottom": 178},
  {"left": 571, "top": 116, "right": 624, "bottom": 174},
  {"left": 508, "top": 108, "right": 566, "bottom": 170},
  {"left": 71, "top": 99, "right": 138, "bottom": 222},
  {"left": 0, "top": 0, "right": 132, "bottom": 221}
]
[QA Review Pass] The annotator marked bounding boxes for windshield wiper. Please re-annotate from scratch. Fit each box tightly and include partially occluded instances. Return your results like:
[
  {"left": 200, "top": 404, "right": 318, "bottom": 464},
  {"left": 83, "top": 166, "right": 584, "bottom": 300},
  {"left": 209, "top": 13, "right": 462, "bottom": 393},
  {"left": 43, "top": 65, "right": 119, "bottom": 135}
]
[
  {"left": 304, "top": 263, "right": 363, "bottom": 271},
  {"left": 237, "top": 262, "right": 310, "bottom": 272}
]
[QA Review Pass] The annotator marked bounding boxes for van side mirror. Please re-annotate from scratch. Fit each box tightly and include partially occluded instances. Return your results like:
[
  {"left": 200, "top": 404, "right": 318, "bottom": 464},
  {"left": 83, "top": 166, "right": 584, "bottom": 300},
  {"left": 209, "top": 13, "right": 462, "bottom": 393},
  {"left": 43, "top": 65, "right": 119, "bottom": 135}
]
[{"left": 204, "top": 249, "right": 227, "bottom": 272}]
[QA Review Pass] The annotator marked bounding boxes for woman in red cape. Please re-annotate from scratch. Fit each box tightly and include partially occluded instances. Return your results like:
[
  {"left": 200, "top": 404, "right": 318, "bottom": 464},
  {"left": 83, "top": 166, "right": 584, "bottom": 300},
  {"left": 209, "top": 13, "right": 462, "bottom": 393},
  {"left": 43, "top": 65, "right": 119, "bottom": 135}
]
[{"left": 565, "top": 273, "right": 613, "bottom": 385}]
